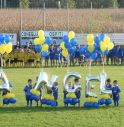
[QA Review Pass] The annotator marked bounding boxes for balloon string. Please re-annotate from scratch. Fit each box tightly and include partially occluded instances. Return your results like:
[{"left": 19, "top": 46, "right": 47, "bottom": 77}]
[
  {"left": 88, "top": 59, "right": 91, "bottom": 76},
  {"left": 41, "top": 58, "right": 44, "bottom": 72},
  {"left": 101, "top": 55, "right": 105, "bottom": 72},
  {"left": 0, "top": 54, "right": 2, "bottom": 70},
  {"left": 67, "top": 56, "right": 69, "bottom": 73}
]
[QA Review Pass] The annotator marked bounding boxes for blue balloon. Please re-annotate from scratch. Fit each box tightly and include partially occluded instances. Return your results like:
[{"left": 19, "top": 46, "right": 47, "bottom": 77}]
[
  {"left": 68, "top": 98, "right": 73, "bottom": 104},
  {"left": 91, "top": 52, "right": 98, "bottom": 60},
  {"left": 70, "top": 38, "right": 77, "bottom": 47},
  {"left": 0, "top": 34, "right": 4, "bottom": 42},
  {"left": 3, "top": 98, "right": 9, "bottom": 105},
  {"left": 64, "top": 98, "right": 69, "bottom": 104},
  {"left": 63, "top": 35, "right": 68, "bottom": 43},
  {"left": 9, "top": 98, "right": 16, "bottom": 104},
  {"left": 47, "top": 100, "right": 52, "bottom": 105},
  {"left": 51, "top": 101, "right": 57, "bottom": 107},
  {"left": 88, "top": 102, "right": 93, "bottom": 108},
  {"left": 33, "top": 95, "right": 39, "bottom": 102},
  {"left": 42, "top": 51, "right": 49, "bottom": 57},
  {"left": 84, "top": 102, "right": 89, "bottom": 108},
  {"left": 99, "top": 34, "right": 105, "bottom": 41},
  {"left": 68, "top": 46, "right": 76, "bottom": 55},
  {"left": 35, "top": 44, "right": 42, "bottom": 53},
  {"left": 94, "top": 36, "right": 100, "bottom": 45},
  {"left": 93, "top": 102, "right": 99, "bottom": 108},
  {"left": 98, "top": 98, "right": 105, "bottom": 105},
  {"left": 79, "top": 47, "right": 85, "bottom": 55},
  {"left": 105, "top": 98, "right": 112, "bottom": 106},
  {"left": 41, "top": 99, "right": 47, "bottom": 104},
  {"left": 103, "top": 49, "right": 109, "bottom": 55},
  {"left": 65, "top": 42, "right": 71, "bottom": 49},
  {"left": 4, "top": 35, "right": 11, "bottom": 43},
  {"left": 45, "top": 37, "right": 52, "bottom": 45},
  {"left": 71, "top": 98, "right": 79, "bottom": 105}
]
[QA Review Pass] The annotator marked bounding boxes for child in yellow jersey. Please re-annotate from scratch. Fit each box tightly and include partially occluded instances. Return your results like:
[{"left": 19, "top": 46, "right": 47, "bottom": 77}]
[
  {"left": 14, "top": 48, "right": 19, "bottom": 67},
  {"left": 9, "top": 52, "right": 14, "bottom": 67},
  {"left": 18, "top": 49, "right": 25, "bottom": 67},
  {"left": 28, "top": 50, "right": 35, "bottom": 67},
  {"left": 35, "top": 53, "right": 41, "bottom": 67}
]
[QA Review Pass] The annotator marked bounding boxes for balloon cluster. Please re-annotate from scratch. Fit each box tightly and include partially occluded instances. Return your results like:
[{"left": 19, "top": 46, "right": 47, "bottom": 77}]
[
  {"left": 79, "top": 34, "right": 114, "bottom": 60},
  {"left": 3, "top": 93, "right": 16, "bottom": 105},
  {"left": 83, "top": 97, "right": 99, "bottom": 108},
  {"left": 26, "top": 89, "right": 40, "bottom": 102},
  {"left": 64, "top": 93, "right": 79, "bottom": 105},
  {"left": 41, "top": 94, "right": 57, "bottom": 107},
  {"left": 60, "top": 31, "right": 77, "bottom": 58},
  {"left": 34, "top": 30, "right": 52, "bottom": 57},
  {"left": 98, "top": 94, "right": 112, "bottom": 106},
  {"left": 0, "top": 34, "right": 13, "bottom": 55}
]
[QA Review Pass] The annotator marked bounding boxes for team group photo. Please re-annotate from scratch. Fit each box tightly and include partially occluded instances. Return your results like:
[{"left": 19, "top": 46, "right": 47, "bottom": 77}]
[{"left": 0, "top": 0, "right": 124, "bottom": 127}]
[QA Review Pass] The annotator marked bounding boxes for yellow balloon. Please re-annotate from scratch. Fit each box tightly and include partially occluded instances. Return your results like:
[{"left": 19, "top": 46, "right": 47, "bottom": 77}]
[
  {"left": 66, "top": 93, "right": 76, "bottom": 99},
  {"left": 88, "top": 45, "right": 94, "bottom": 53},
  {"left": 42, "top": 44, "right": 49, "bottom": 52},
  {"left": 44, "top": 94, "right": 54, "bottom": 100},
  {"left": 62, "top": 49, "right": 68, "bottom": 58},
  {"left": 39, "top": 36, "right": 46, "bottom": 44},
  {"left": 104, "top": 36, "right": 110, "bottom": 45},
  {"left": 68, "top": 31, "right": 75, "bottom": 40},
  {"left": 38, "top": 30, "right": 44, "bottom": 37},
  {"left": 34, "top": 38, "right": 41, "bottom": 45},
  {"left": 107, "top": 42, "right": 114, "bottom": 50},
  {"left": 0, "top": 44, "right": 6, "bottom": 54},
  {"left": 100, "top": 41, "right": 107, "bottom": 52},
  {"left": 30, "top": 89, "right": 40, "bottom": 96},
  {"left": 5, "top": 43, "right": 12, "bottom": 54},
  {"left": 3, "top": 93, "right": 15, "bottom": 99},
  {"left": 87, "top": 34, "right": 94, "bottom": 45},
  {"left": 60, "top": 42, "right": 65, "bottom": 50}
]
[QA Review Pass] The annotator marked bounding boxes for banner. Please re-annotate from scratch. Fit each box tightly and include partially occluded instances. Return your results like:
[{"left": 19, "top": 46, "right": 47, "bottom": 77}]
[
  {"left": 21, "top": 31, "right": 68, "bottom": 38},
  {"left": 20, "top": 31, "right": 68, "bottom": 46},
  {"left": 2, "top": 33, "right": 17, "bottom": 45}
]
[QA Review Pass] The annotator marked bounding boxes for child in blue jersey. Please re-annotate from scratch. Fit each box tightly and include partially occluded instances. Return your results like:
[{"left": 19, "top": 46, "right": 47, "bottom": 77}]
[
  {"left": 52, "top": 82, "right": 58, "bottom": 100},
  {"left": 72, "top": 78, "right": 81, "bottom": 107},
  {"left": 24, "top": 79, "right": 33, "bottom": 107},
  {"left": 54, "top": 47, "right": 61, "bottom": 67},
  {"left": 105, "top": 78, "right": 112, "bottom": 90},
  {"left": 112, "top": 80, "right": 121, "bottom": 107},
  {"left": 33, "top": 76, "right": 42, "bottom": 107},
  {"left": 73, "top": 78, "right": 81, "bottom": 99},
  {"left": 50, "top": 45, "right": 55, "bottom": 67}
]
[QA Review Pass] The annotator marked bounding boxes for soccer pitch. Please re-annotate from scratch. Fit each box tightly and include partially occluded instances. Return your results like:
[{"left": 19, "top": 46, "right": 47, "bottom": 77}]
[{"left": 0, "top": 66, "right": 123, "bottom": 127}]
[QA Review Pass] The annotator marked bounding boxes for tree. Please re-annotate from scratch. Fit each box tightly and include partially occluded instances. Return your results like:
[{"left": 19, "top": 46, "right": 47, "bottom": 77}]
[
  {"left": 68, "top": 0, "right": 76, "bottom": 8},
  {"left": 102, "top": 0, "right": 118, "bottom": 8},
  {"left": 20, "top": 0, "right": 30, "bottom": 8},
  {"left": 118, "top": 0, "right": 124, "bottom": 7}
]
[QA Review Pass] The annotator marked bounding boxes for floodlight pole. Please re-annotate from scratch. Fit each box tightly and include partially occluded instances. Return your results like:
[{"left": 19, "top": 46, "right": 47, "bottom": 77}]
[
  {"left": 67, "top": 0, "right": 69, "bottom": 32},
  {"left": 43, "top": 0, "right": 46, "bottom": 31},
  {"left": 20, "top": 0, "right": 23, "bottom": 46}
]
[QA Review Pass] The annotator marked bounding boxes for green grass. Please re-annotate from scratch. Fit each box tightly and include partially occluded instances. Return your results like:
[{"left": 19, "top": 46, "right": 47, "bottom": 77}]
[{"left": 0, "top": 66, "right": 124, "bottom": 127}]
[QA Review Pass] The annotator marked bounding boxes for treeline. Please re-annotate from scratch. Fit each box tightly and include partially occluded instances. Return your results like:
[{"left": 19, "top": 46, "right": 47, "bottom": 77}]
[
  {"left": 29, "top": 0, "right": 124, "bottom": 8},
  {"left": 62, "top": 0, "right": 124, "bottom": 8},
  {"left": 2, "top": 0, "right": 124, "bottom": 8}
]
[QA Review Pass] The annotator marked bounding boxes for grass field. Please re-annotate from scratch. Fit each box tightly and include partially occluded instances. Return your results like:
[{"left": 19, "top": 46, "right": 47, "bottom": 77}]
[{"left": 0, "top": 66, "right": 124, "bottom": 127}]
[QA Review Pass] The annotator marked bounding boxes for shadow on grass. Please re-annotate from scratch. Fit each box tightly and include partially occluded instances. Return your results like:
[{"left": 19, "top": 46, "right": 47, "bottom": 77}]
[{"left": 0, "top": 105, "right": 120, "bottom": 114}]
